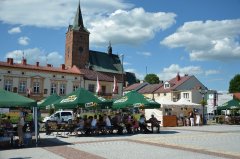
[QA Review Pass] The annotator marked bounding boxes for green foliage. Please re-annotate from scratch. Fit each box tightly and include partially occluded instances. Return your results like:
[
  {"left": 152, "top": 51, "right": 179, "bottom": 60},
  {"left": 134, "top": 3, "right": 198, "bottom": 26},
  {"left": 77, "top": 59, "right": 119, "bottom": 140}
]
[
  {"left": 49, "top": 108, "right": 55, "bottom": 115},
  {"left": 229, "top": 74, "right": 240, "bottom": 93},
  {"left": 200, "top": 99, "right": 207, "bottom": 106},
  {"left": 144, "top": 74, "right": 160, "bottom": 84}
]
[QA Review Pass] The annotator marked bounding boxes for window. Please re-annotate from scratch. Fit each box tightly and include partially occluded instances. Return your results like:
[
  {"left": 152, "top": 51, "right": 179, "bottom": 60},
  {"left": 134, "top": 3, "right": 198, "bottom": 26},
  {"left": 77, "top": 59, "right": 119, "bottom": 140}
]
[
  {"left": 33, "top": 82, "right": 40, "bottom": 94},
  {"left": 88, "top": 84, "right": 95, "bottom": 93},
  {"left": 44, "top": 89, "right": 48, "bottom": 94},
  {"left": 183, "top": 93, "right": 189, "bottom": 99},
  {"left": 164, "top": 83, "right": 170, "bottom": 88},
  {"left": 4, "top": 79, "right": 13, "bottom": 91},
  {"left": 79, "top": 47, "right": 83, "bottom": 54},
  {"left": 73, "top": 85, "right": 78, "bottom": 91},
  {"left": 101, "top": 86, "right": 106, "bottom": 94},
  {"left": 164, "top": 82, "right": 170, "bottom": 89},
  {"left": 19, "top": 81, "right": 27, "bottom": 93},
  {"left": 51, "top": 83, "right": 57, "bottom": 94},
  {"left": 59, "top": 83, "right": 66, "bottom": 95}
]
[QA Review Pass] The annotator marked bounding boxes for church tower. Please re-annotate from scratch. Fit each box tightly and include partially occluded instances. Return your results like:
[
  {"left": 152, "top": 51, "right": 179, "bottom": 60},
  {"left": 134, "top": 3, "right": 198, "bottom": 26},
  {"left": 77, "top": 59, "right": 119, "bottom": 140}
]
[{"left": 65, "top": 2, "right": 90, "bottom": 69}]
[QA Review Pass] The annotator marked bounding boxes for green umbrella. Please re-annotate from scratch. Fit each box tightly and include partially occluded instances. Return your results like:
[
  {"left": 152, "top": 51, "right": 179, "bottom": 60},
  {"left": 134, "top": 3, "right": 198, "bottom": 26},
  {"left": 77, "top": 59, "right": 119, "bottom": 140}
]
[
  {"left": 112, "top": 90, "right": 160, "bottom": 109},
  {"left": 38, "top": 93, "right": 61, "bottom": 109},
  {"left": 0, "top": 88, "right": 36, "bottom": 108},
  {"left": 217, "top": 98, "right": 240, "bottom": 110},
  {"left": 53, "top": 88, "right": 111, "bottom": 109}
]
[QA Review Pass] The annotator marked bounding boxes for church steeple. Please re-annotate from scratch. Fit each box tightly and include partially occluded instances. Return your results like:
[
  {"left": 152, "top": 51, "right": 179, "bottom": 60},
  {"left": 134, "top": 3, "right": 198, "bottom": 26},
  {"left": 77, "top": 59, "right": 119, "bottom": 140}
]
[
  {"left": 65, "top": 0, "right": 90, "bottom": 69},
  {"left": 72, "top": 1, "right": 85, "bottom": 30},
  {"left": 108, "top": 41, "right": 112, "bottom": 55}
]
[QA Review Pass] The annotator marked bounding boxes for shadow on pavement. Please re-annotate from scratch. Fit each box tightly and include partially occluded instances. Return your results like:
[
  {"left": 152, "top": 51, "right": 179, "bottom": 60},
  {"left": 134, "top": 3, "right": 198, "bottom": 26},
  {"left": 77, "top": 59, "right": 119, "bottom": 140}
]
[{"left": 159, "top": 130, "right": 179, "bottom": 134}]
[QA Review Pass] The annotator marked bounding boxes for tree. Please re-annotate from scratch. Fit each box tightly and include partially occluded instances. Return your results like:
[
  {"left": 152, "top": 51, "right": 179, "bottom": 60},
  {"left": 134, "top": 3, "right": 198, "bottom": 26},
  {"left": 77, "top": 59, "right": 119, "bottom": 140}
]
[
  {"left": 144, "top": 74, "right": 160, "bottom": 84},
  {"left": 229, "top": 74, "right": 240, "bottom": 93}
]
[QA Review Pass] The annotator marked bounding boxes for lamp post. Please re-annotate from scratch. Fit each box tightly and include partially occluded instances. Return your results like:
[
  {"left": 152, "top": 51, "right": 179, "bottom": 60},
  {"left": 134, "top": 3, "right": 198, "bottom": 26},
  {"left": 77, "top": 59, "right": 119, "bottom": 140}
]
[{"left": 199, "top": 89, "right": 208, "bottom": 125}]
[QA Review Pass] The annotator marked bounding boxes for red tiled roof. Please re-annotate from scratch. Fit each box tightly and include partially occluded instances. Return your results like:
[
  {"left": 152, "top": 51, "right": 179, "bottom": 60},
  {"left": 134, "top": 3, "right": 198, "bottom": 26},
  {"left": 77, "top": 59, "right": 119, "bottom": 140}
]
[
  {"left": 233, "top": 93, "right": 240, "bottom": 100},
  {"left": 0, "top": 61, "right": 82, "bottom": 75},
  {"left": 155, "top": 75, "right": 192, "bottom": 93},
  {"left": 79, "top": 69, "right": 113, "bottom": 82},
  {"left": 138, "top": 83, "right": 163, "bottom": 94},
  {"left": 124, "top": 83, "right": 142, "bottom": 91}
]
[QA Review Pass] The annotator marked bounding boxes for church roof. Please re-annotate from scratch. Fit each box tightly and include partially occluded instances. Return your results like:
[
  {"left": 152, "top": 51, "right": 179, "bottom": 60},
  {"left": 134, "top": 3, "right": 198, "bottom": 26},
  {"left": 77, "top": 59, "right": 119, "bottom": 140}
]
[
  {"left": 89, "top": 50, "right": 123, "bottom": 74},
  {"left": 69, "top": 1, "right": 89, "bottom": 33},
  {"left": 80, "top": 69, "right": 113, "bottom": 82}
]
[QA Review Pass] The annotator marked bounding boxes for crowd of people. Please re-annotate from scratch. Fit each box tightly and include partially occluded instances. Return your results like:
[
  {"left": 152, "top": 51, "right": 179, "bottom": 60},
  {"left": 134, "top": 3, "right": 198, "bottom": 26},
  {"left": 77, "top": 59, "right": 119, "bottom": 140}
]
[
  {"left": 178, "top": 111, "right": 202, "bottom": 126},
  {"left": 46, "top": 112, "right": 161, "bottom": 136}
]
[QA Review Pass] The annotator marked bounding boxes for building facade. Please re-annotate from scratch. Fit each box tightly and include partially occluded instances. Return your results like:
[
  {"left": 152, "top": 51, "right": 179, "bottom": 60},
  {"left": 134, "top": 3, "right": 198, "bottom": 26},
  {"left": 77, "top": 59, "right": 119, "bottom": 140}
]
[{"left": 0, "top": 58, "right": 83, "bottom": 101}]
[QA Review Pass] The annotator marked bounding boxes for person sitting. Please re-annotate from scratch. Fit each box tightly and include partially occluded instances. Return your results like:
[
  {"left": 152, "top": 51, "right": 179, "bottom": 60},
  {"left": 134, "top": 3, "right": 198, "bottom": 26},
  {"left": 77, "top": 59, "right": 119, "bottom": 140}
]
[
  {"left": 91, "top": 115, "right": 98, "bottom": 135},
  {"left": 74, "top": 117, "right": 85, "bottom": 136},
  {"left": 139, "top": 114, "right": 150, "bottom": 134},
  {"left": 5, "top": 116, "right": 13, "bottom": 131},
  {"left": 104, "top": 115, "right": 112, "bottom": 134},
  {"left": 132, "top": 116, "right": 139, "bottom": 133},
  {"left": 147, "top": 114, "right": 160, "bottom": 133}
]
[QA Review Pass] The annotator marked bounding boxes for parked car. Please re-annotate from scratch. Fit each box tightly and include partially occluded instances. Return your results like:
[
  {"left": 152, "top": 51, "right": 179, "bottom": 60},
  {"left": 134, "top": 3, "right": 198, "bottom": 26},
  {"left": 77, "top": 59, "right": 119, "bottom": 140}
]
[{"left": 42, "top": 110, "right": 73, "bottom": 123}]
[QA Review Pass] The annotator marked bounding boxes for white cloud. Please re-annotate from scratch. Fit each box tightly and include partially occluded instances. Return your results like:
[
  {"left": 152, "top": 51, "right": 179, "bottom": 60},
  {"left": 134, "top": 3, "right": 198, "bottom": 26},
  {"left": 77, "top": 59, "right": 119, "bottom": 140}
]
[
  {"left": 89, "top": 8, "right": 176, "bottom": 45},
  {"left": 205, "top": 69, "right": 220, "bottom": 76},
  {"left": 18, "top": 36, "right": 30, "bottom": 46},
  {"left": 8, "top": 27, "right": 21, "bottom": 34},
  {"left": 161, "top": 19, "right": 240, "bottom": 62},
  {"left": 5, "top": 48, "right": 63, "bottom": 67},
  {"left": 158, "top": 64, "right": 203, "bottom": 81},
  {"left": 137, "top": 51, "right": 152, "bottom": 57},
  {"left": 0, "top": 0, "right": 175, "bottom": 46},
  {"left": 0, "top": 0, "right": 132, "bottom": 28},
  {"left": 125, "top": 68, "right": 145, "bottom": 80}
]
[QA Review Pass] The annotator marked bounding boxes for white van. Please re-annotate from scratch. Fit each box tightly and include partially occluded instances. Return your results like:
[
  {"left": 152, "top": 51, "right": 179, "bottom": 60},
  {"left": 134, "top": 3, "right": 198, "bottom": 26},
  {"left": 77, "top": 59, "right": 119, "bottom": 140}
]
[{"left": 43, "top": 110, "right": 73, "bottom": 123}]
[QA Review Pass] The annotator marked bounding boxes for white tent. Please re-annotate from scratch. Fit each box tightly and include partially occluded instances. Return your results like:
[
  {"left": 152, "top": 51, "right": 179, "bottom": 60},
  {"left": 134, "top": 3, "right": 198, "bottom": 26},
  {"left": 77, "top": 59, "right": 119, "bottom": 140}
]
[
  {"left": 175, "top": 98, "right": 201, "bottom": 107},
  {"left": 155, "top": 98, "right": 177, "bottom": 106}
]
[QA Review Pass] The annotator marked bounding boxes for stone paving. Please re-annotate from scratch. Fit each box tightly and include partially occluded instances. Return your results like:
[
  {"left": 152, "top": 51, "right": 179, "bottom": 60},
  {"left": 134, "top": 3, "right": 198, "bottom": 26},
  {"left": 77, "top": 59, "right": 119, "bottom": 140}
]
[{"left": 0, "top": 125, "right": 240, "bottom": 159}]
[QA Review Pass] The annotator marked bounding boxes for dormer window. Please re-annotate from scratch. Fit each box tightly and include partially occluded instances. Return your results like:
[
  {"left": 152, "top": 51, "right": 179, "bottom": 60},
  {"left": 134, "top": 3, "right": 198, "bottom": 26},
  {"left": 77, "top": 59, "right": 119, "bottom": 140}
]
[{"left": 164, "top": 82, "right": 170, "bottom": 89}]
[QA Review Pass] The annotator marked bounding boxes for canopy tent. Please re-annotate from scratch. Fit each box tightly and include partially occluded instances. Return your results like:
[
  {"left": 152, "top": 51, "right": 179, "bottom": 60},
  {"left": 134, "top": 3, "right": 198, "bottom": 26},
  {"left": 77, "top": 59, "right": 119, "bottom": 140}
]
[
  {"left": 0, "top": 88, "right": 38, "bottom": 146},
  {"left": 112, "top": 90, "right": 160, "bottom": 109},
  {"left": 175, "top": 98, "right": 201, "bottom": 107},
  {"left": 0, "top": 88, "right": 36, "bottom": 108},
  {"left": 37, "top": 93, "right": 61, "bottom": 109},
  {"left": 53, "top": 88, "right": 112, "bottom": 109},
  {"left": 155, "top": 98, "right": 177, "bottom": 106},
  {"left": 217, "top": 98, "right": 240, "bottom": 110}
]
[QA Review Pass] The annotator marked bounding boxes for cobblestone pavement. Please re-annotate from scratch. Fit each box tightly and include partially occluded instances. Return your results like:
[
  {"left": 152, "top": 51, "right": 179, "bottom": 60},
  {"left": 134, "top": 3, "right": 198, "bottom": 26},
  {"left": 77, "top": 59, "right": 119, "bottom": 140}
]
[{"left": 1, "top": 125, "right": 240, "bottom": 159}]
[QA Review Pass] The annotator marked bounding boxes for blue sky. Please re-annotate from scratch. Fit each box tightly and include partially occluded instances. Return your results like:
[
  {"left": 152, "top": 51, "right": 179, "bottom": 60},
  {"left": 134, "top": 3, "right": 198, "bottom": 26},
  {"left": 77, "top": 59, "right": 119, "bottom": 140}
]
[{"left": 0, "top": 0, "right": 239, "bottom": 92}]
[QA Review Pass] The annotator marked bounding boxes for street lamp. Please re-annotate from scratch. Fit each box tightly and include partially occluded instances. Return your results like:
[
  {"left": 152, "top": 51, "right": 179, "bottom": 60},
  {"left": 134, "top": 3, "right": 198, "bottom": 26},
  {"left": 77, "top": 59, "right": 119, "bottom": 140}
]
[
  {"left": 199, "top": 89, "right": 208, "bottom": 125},
  {"left": 119, "top": 54, "right": 124, "bottom": 96}
]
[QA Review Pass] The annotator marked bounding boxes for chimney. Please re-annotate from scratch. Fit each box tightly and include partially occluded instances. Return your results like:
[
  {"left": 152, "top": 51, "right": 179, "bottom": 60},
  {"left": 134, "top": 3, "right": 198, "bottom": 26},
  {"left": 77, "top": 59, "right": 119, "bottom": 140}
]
[
  {"left": 61, "top": 64, "right": 65, "bottom": 70},
  {"left": 176, "top": 72, "right": 181, "bottom": 81},
  {"left": 47, "top": 64, "right": 52, "bottom": 67},
  {"left": 22, "top": 58, "right": 27, "bottom": 65},
  {"left": 7, "top": 58, "right": 13, "bottom": 65},
  {"left": 36, "top": 62, "right": 39, "bottom": 67}
]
